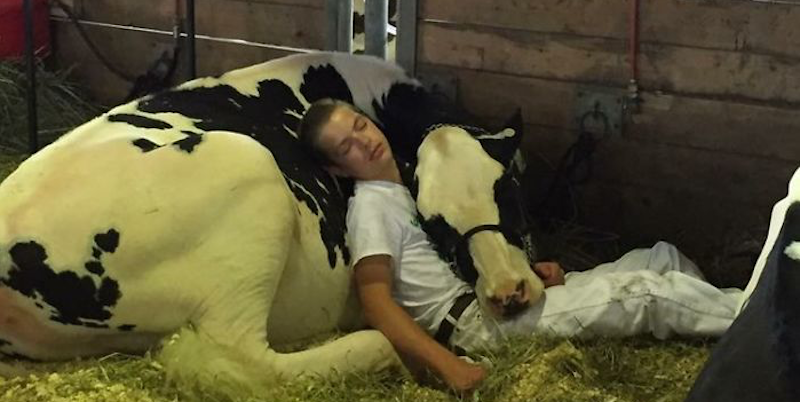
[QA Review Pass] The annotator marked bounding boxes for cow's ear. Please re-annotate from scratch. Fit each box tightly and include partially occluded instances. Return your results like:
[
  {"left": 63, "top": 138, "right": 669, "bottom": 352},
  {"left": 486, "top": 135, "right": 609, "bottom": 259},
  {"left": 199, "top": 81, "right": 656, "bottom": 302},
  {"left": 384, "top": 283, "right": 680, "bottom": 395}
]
[{"left": 479, "top": 108, "right": 524, "bottom": 167}]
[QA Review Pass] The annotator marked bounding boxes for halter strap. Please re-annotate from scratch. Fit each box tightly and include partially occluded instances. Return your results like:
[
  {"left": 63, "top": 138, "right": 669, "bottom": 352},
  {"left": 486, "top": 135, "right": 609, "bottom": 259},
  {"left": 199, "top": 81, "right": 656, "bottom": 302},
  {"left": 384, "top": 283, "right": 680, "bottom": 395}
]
[
  {"left": 453, "top": 224, "right": 503, "bottom": 285},
  {"left": 461, "top": 224, "right": 503, "bottom": 244}
]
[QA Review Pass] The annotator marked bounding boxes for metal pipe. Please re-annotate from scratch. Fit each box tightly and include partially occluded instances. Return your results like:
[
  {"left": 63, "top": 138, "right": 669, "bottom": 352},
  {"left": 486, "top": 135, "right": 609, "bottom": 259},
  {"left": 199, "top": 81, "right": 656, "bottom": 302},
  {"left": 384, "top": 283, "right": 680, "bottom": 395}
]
[
  {"left": 325, "top": 0, "right": 339, "bottom": 51},
  {"left": 749, "top": 0, "right": 800, "bottom": 5},
  {"left": 365, "top": 0, "right": 388, "bottom": 58},
  {"left": 24, "top": 0, "right": 38, "bottom": 153},
  {"left": 336, "top": 0, "right": 353, "bottom": 53},
  {"left": 49, "top": 17, "right": 316, "bottom": 53},
  {"left": 186, "top": 0, "right": 196, "bottom": 78}
]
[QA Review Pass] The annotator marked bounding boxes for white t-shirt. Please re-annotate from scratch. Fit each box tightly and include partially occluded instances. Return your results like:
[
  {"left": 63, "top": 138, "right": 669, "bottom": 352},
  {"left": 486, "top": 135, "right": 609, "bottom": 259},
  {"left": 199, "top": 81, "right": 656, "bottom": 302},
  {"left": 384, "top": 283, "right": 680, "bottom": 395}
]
[{"left": 346, "top": 180, "right": 473, "bottom": 335}]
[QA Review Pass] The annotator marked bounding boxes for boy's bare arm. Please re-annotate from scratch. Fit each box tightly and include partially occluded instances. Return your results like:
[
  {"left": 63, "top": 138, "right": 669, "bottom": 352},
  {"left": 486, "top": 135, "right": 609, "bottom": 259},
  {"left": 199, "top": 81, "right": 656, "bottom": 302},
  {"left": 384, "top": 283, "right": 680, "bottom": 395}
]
[{"left": 354, "top": 255, "right": 486, "bottom": 392}]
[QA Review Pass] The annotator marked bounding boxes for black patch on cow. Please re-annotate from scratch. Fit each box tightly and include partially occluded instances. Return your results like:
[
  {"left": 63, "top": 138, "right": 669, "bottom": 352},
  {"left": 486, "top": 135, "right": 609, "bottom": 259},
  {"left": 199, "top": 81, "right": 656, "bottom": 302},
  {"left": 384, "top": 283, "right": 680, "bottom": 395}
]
[
  {"left": 1, "top": 241, "right": 121, "bottom": 328},
  {"left": 136, "top": 65, "right": 359, "bottom": 267},
  {"left": 108, "top": 113, "right": 173, "bottom": 130},
  {"left": 0, "top": 339, "right": 30, "bottom": 361},
  {"left": 353, "top": 12, "right": 365, "bottom": 36},
  {"left": 0, "top": 350, "right": 38, "bottom": 361},
  {"left": 173, "top": 130, "right": 203, "bottom": 153},
  {"left": 353, "top": 0, "right": 398, "bottom": 39},
  {"left": 687, "top": 202, "right": 800, "bottom": 402},
  {"left": 82, "top": 321, "right": 109, "bottom": 329},
  {"left": 418, "top": 215, "right": 478, "bottom": 285},
  {"left": 85, "top": 260, "right": 105, "bottom": 276},
  {"left": 398, "top": 159, "right": 418, "bottom": 197},
  {"left": 94, "top": 229, "right": 120, "bottom": 254},
  {"left": 132, "top": 138, "right": 162, "bottom": 153},
  {"left": 118, "top": 324, "right": 136, "bottom": 331},
  {"left": 92, "top": 247, "right": 102, "bottom": 259},
  {"left": 299, "top": 64, "right": 354, "bottom": 105},
  {"left": 373, "top": 83, "right": 474, "bottom": 163}
]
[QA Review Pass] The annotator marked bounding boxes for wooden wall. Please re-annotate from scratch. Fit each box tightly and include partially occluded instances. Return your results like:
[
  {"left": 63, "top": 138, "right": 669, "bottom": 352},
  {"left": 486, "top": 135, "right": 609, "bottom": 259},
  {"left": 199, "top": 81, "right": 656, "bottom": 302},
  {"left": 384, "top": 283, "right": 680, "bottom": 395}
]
[
  {"left": 52, "top": 0, "right": 325, "bottom": 103},
  {"left": 49, "top": 0, "right": 800, "bottom": 281},
  {"left": 417, "top": 0, "right": 800, "bottom": 278}
]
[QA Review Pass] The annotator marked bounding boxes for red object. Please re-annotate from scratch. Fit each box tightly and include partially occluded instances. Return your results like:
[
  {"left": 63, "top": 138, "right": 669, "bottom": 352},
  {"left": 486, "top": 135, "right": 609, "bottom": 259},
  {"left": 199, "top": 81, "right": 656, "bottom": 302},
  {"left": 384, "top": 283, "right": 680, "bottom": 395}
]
[
  {"left": 628, "top": 0, "right": 640, "bottom": 82},
  {"left": 0, "top": 0, "right": 51, "bottom": 60}
]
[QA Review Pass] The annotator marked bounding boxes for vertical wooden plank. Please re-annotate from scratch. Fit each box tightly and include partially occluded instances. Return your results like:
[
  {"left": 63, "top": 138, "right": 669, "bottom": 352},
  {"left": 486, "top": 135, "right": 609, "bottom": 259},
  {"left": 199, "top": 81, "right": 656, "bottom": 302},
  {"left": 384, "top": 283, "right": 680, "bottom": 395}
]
[{"left": 396, "top": 0, "right": 418, "bottom": 74}]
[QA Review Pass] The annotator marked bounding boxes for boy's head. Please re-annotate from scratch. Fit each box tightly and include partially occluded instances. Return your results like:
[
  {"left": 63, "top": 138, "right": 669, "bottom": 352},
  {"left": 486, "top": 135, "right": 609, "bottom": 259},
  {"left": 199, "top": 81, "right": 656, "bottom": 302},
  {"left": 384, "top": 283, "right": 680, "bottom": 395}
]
[{"left": 298, "top": 98, "right": 397, "bottom": 181}]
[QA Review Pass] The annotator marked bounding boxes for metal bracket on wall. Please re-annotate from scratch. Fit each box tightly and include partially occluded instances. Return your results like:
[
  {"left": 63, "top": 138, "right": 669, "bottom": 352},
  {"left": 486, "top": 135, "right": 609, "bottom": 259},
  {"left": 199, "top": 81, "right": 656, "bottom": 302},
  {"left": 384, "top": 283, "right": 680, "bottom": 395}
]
[
  {"left": 417, "top": 71, "right": 458, "bottom": 104},
  {"left": 574, "top": 86, "right": 625, "bottom": 138}
]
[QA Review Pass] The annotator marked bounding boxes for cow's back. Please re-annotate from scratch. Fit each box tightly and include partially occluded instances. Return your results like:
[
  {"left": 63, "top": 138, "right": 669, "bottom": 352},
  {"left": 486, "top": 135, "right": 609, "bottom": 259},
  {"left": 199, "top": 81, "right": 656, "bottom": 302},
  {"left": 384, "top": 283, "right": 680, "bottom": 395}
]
[{"left": 0, "top": 52, "right": 422, "bottom": 360}]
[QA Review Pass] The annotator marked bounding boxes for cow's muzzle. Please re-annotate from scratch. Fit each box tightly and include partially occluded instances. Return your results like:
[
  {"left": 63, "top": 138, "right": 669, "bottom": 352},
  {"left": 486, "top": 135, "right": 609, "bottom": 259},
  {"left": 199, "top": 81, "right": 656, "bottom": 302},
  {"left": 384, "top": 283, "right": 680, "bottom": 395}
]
[{"left": 488, "top": 279, "right": 531, "bottom": 318}]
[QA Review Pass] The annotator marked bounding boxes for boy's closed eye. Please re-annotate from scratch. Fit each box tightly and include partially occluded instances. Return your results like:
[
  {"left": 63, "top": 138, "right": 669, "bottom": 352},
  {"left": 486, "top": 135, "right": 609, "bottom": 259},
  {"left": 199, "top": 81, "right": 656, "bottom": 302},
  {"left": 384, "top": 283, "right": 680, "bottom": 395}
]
[
  {"left": 354, "top": 117, "right": 367, "bottom": 131},
  {"left": 338, "top": 140, "right": 352, "bottom": 156}
]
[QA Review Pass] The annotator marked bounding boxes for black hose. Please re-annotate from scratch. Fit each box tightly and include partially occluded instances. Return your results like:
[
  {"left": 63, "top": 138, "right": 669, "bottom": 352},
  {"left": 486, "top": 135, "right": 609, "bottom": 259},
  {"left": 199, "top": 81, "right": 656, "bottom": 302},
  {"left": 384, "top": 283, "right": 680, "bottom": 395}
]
[{"left": 50, "top": 0, "right": 137, "bottom": 83}]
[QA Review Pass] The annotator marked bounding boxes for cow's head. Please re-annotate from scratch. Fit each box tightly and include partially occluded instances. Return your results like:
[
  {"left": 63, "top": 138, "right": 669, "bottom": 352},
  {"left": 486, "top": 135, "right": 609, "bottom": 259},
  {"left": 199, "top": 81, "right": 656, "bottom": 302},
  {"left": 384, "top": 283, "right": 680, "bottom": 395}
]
[{"left": 410, "top": 111, "right": 544, "bottom": 318}]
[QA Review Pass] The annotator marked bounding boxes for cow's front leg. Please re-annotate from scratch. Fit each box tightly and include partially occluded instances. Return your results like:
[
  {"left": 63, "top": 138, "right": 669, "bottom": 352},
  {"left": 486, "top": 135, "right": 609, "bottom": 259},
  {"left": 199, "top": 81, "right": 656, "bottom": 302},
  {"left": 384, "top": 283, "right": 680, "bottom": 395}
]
[
  {"left": 159, "top": 326, "right": 399, "bottom": 396},
  {"left": 268, "top": 329, "right": 400, "bottom": 378}
]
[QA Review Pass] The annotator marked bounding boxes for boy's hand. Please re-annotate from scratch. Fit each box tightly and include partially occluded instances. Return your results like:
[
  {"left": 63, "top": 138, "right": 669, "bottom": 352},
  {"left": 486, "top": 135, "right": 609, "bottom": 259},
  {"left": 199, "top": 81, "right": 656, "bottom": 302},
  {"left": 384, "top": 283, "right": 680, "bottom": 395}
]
[
  {"left": 439, "top": 357, "right": 487, "bottom": 395},
  {"left": 533, "top": 261, "right": 566, "bottom": 287}
]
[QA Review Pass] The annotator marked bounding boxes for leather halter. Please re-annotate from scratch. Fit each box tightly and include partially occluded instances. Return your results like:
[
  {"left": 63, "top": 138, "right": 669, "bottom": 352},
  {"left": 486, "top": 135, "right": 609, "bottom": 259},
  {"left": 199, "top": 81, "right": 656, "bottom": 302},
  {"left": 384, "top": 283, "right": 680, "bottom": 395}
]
[
  {"left": 453, "top": 224, "right": 505, "bottom": 284},
  {"left": 459, "top": 224, "right": 504, "bottom": 247}
]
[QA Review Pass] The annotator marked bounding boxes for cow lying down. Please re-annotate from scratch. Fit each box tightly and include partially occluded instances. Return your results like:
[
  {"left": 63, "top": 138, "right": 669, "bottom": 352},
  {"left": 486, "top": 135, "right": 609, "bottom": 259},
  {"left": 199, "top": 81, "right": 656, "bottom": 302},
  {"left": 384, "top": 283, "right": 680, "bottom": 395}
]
[{"left": 0, "top": 52, "right": 543, "bottom": 395}]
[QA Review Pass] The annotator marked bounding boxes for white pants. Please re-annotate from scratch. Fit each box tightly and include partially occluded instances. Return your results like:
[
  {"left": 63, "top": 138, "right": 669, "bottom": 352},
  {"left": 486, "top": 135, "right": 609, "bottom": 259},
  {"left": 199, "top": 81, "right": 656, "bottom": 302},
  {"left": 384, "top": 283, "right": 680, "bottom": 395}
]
[{"left": 450, "top": 242, "right": 743, "bottom": 353}]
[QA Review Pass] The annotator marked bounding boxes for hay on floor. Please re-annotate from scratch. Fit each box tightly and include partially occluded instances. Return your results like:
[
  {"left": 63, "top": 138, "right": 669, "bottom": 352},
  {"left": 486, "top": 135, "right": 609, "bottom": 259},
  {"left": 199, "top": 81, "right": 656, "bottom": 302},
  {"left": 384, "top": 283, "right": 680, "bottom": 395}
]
[
  {"left": 0, "top": 61, "right": 102, "bottom": 153},
  {"left": 0, "top": 336, "right": 710, "bottom": 402}
]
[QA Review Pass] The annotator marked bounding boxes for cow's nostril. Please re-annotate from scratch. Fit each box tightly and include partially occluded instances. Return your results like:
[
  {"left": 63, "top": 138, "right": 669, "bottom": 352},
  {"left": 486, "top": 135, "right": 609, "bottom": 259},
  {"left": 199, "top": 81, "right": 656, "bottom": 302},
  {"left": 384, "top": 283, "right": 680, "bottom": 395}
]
[{"left": 503, "top": 299, "right": 529, "bottom": 318}]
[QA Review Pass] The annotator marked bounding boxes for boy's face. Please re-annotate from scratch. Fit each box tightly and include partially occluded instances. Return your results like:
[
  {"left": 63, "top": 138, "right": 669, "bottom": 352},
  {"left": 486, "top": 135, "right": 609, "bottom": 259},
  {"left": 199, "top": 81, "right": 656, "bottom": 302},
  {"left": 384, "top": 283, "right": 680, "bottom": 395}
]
[{"left": 316, "top": 106, "right": 396, "bottom": 181}]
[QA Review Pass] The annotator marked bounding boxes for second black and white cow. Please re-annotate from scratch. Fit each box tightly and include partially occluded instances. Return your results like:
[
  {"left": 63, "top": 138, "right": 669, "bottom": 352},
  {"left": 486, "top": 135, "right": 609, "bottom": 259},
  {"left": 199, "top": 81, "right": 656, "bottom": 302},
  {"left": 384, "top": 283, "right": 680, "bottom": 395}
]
[
  {"left": 687, "top": 167, "right": 800, "bottom": 402},
  {"left": 0, "top": 52, "right": 542, "bottom": 395}
]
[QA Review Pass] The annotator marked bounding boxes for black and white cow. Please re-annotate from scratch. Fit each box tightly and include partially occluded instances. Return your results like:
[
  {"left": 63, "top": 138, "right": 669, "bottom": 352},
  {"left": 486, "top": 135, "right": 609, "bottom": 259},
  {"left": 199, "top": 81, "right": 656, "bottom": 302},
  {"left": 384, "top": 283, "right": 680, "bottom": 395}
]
[
  {"left": 686, "top": 167, "right": 800, "bottom": 402},
  {"left": 0, "top": 52, "right": 542, "bottom": 394}
]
